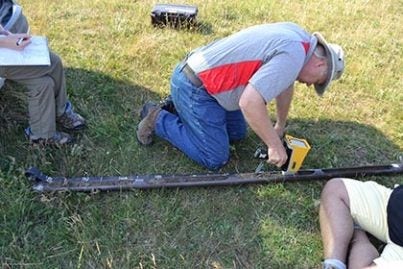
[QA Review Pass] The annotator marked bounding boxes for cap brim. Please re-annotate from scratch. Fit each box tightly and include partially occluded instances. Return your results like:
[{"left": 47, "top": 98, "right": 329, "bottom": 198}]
[{"left": 313, "top": 32, "right": 335, "bottom": 96}]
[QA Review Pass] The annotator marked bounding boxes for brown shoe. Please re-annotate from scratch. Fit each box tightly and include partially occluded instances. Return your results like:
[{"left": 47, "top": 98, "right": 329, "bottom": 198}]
[
  {"left": 57, "top": 101, "right": 86, "bottom": 131},
  {"left": 25, "top": 128, "right": 74, "bottom": 146},
  {"left": 136, "top": 101, "right": 161, "bottom": 145}
]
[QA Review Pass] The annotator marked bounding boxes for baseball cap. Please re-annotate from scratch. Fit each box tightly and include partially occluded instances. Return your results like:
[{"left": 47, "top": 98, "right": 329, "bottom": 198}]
[{"left": 313, "top": 32, "right": 345, "bottom": 96}]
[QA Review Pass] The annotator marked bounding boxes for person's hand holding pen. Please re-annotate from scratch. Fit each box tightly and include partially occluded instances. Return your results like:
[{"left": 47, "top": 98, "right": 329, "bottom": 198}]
[{"left": 0, "top": 33, "right": 31, "bottom": 51}]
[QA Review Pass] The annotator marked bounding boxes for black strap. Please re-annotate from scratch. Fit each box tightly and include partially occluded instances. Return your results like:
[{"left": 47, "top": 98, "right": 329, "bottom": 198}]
[
  {"left": 182, "top": 63, "right": 203, "bottom": 87},
  {"left": 387, "top": 185, "right": 403, "bottom": 247}
]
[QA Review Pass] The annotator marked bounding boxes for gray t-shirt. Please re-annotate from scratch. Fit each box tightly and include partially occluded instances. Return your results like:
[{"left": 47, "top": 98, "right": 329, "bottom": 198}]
[{"left": 187, "top": 22, "right": 318, "bottom": 111}]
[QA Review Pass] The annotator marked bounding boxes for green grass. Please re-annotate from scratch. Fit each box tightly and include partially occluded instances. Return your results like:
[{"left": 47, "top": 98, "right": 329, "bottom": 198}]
[{"left": 1, "top": 0, "right": 402, "bottom": 268}]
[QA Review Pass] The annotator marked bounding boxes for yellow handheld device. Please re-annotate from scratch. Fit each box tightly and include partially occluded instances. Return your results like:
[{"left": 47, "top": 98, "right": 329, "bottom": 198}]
[
  {"left": 282, "top": 135, "right": 311, "bottom": 174},
  {"left": 254, "top": 134, "right": 311, "bottom": 174}
]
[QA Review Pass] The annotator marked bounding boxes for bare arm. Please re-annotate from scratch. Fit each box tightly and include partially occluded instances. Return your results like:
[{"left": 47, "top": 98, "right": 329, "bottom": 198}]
[
  {"left": 239, "top": 84, "right": 287, "bottom": 167},
  {"left": 274, "top": 85, "right": 293, "bottom": 137},
  {"left": 0, "top": 32, "right": 31, "bottom": 50}
]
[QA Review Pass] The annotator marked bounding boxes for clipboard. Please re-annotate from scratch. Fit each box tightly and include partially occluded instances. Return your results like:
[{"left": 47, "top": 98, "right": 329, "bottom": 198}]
[{"left": 0, "top": 36, "right": 51, "bottom": 66}]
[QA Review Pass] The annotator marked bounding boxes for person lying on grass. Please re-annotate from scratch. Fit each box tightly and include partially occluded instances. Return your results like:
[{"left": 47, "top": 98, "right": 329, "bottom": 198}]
[{"left": 320, "top": 178, "right": 403, "bottom": 269}]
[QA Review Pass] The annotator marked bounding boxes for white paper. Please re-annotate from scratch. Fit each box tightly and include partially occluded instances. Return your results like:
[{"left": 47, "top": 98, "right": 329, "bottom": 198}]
[{"left": 0, "top": 36, "right": 50, "bottom": 66}]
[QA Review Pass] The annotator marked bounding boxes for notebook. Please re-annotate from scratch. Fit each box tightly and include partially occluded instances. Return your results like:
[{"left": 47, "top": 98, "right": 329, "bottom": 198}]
[{"left": 0, "top": 36, "right": 50, "bottom": 66}]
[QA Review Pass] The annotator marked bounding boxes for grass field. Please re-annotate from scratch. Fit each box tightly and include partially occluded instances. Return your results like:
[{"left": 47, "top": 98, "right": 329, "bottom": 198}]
[{"left": 0, "top": 0, "right": 402, "bottom": 268}]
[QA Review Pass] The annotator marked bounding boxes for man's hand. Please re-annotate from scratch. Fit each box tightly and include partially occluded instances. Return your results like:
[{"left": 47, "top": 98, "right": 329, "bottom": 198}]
[
  {"left": 267, "top": 142, "right": 287, "bottom": 168},
  {"left": 0, "top": 33, "right": 31, "bottom": 51},
  {"left": 239, "top": 84, "right": 288, "bottom": 168}
]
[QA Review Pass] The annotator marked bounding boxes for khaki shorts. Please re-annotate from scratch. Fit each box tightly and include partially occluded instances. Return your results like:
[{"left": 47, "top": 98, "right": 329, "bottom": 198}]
[{"left": 341, "top": 178, "right": 403, "bottom": 266}]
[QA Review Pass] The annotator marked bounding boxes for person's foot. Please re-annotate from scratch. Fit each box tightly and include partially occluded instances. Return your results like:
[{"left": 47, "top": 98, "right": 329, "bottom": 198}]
[
  {"left": 57, "top": 101, "right": 86, "bottom": 130},
  {"left": 136, "top": 101, "right": 161, "bottom": 145},
  {"left": 25, "top": 127, "right": 74, "bottom": 146}
]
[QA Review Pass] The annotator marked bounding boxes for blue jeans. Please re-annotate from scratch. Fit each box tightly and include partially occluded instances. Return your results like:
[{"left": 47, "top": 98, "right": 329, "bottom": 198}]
[{"left": 155, "top": 64, "right": 247, "bottom": 170}]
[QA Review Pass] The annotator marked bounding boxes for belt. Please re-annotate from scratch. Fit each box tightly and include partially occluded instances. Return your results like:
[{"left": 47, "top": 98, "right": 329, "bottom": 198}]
[{"left": 182, "top": 63, "right": 203, "bottom": 87}]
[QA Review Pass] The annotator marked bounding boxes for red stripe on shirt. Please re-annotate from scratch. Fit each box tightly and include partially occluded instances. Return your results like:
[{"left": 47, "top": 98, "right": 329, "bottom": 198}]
[{"left": 198, "top": 60, "right": 263, "bottom": 95}]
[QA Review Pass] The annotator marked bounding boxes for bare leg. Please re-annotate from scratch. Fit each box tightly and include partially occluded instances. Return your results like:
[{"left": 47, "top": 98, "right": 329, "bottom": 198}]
[
  {"left": 348, "top": 229, "right": 378, "bottom": 269},
  {"left": 319, "top": 178, "right": 354, "bottom": 263}
]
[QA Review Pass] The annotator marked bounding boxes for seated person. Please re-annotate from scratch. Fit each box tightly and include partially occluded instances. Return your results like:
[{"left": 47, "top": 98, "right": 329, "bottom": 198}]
[
  {"left": 319, "top": 178, "right": 403, "bottom": 269},
  {"left": 0, "top": 0, "right": 85, "bottom": 145}
]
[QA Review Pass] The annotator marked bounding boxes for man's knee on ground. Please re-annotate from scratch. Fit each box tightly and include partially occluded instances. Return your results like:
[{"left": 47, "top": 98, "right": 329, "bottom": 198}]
[{"left": 200, "top": 150, "right": 229, "bottom": 171}]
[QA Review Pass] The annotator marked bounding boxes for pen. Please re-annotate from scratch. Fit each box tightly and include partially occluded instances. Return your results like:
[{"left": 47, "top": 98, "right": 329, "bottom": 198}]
[{"left": 16, "top": 37, "right": 24, "bottom": 46}]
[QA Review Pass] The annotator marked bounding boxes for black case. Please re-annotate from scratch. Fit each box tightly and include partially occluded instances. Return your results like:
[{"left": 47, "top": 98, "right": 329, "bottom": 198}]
[{"left": 151, "top": 4, "right": 198, "bottom": 27}]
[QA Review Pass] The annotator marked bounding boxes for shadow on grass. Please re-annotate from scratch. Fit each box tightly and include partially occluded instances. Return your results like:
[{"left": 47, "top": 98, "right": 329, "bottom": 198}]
[
  {"left": 1, "top": 66, "right": 401, "bottom": 178},
  {"left": 0, "top": 67, "right": 165, "bottom": 174},
  {"left": 226, "top": 117, "right": 402, "bottom": 175},
  {"left": 0, "top": 67, "right": 401, "bottom": 268}
]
